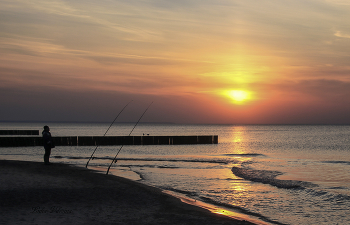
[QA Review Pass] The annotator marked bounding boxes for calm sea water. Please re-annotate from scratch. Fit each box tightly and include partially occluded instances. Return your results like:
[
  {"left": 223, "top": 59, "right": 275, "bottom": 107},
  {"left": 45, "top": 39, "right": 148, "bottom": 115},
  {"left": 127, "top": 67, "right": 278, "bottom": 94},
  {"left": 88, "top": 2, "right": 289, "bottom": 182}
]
[{"left": 1, "top": 122, "right": 350, "bottom": 225}]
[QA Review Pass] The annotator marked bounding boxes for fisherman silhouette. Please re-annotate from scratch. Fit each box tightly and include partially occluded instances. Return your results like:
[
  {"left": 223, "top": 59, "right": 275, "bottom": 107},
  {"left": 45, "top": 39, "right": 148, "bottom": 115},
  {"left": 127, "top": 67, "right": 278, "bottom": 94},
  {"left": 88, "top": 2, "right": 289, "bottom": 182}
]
[{"left": 42, "top": 125, "right": 54, "bottom": 165}]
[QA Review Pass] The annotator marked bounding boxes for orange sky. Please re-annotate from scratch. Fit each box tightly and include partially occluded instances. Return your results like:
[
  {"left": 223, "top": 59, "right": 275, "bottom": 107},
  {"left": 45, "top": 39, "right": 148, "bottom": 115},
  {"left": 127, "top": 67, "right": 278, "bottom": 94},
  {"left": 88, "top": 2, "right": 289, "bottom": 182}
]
[{"left": 1, "top": 0, "right": 350, "bottom": 124}]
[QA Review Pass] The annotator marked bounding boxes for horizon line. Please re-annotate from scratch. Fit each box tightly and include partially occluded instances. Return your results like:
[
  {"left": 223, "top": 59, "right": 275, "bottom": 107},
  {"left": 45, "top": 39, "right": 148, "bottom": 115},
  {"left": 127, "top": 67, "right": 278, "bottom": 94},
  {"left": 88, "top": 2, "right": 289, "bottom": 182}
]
[{"left": 1, "top": 120, "right": 350, "bottom": 126}]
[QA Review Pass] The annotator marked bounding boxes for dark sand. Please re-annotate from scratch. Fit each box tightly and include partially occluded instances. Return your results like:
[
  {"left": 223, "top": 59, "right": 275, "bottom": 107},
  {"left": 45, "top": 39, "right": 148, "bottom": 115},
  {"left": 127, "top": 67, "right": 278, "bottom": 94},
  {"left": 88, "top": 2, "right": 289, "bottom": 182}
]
[{"left": 0, "top": 160, "right": 261, "bottom": 225}]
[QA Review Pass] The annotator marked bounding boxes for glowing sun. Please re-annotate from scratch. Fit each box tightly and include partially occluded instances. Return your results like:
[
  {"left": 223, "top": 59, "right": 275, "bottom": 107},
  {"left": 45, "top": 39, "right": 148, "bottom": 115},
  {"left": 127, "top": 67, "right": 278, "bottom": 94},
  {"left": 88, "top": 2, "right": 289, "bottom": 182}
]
[{"left": 224, "top": 90, "right": 251, "bottom": 104}]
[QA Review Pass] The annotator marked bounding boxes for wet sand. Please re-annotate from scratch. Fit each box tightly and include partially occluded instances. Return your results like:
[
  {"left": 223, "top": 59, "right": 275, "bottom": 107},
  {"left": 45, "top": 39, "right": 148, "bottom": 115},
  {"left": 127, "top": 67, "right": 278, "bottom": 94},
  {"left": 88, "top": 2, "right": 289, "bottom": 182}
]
[{"left": 0, "top": 160, "right": 258, "bottom": 225}]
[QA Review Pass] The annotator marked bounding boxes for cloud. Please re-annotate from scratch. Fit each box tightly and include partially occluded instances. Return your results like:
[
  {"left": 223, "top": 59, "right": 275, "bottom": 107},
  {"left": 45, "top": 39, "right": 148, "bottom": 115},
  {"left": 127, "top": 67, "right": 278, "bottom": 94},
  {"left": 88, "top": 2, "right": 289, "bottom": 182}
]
[
  {"left": 296, "top": 79, "right": 350, "bottom": 99},
  {"left": 0, "top": 35, "right": 84, "bottom": 57},
  {"left": 334, "top": 31, "right": 350, "bottom": 39},
  {"left": 0, "top": 0, "right": 85, "bottom": 18},
  {"left": 326, "top": 0, "right": 350, "bottom": 5},
  {"left": 261, "top": 79, "right": 350, "bottom": 103}
]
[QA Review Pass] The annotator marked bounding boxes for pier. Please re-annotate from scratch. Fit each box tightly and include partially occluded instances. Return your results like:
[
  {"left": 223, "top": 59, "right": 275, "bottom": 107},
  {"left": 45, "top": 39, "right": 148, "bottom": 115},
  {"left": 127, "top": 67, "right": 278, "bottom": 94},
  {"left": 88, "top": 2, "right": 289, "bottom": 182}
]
[
  {"left": 0, "top": 135, "right": 218, "bottom": 147},
  {"left": 0, "top": 130, "right": 39, "bottom": 135}
]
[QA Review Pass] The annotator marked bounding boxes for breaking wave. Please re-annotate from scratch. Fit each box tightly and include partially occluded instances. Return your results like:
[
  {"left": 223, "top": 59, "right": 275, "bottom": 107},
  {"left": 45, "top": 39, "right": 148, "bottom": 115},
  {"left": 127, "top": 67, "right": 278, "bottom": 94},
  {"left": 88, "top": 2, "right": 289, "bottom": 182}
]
[
  {"left": 53, "top": 155, "right": 236, "bottom": 164},
  {"left": 231, "top": 166, "right": 317, "bottom": 189},
  {"left": 322, "top": 160, "right": 350, "bottom": 165}
]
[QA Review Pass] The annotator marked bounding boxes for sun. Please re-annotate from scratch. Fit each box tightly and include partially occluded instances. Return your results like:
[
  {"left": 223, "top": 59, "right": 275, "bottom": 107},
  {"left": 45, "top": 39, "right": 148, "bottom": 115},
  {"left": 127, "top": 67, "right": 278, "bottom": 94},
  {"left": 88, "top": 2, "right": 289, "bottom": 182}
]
[
  {"left": 223, "top": 90, "right": 251, "bottom": 104},
  {"left": 229, "top": 90, "right": 249, "bottom": 101}
]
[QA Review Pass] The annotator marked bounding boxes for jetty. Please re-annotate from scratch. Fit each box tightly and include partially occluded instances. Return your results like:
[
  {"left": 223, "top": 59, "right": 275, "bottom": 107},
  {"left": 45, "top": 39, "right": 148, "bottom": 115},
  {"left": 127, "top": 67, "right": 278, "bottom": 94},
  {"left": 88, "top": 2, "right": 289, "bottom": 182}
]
[
  {"left": 0, "top": 130, "right": 39, "bottom": 135},
  {"left": 0, "top": 130, "right": 218, "bottom": 147}
]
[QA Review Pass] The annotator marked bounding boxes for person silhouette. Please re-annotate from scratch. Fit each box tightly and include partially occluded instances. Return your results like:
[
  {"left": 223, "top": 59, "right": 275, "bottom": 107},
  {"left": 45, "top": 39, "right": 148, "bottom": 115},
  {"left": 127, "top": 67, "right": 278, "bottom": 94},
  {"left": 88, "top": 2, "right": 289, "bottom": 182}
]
[{"left": 42, "top": 125, "right": 53, "bottom": 165}]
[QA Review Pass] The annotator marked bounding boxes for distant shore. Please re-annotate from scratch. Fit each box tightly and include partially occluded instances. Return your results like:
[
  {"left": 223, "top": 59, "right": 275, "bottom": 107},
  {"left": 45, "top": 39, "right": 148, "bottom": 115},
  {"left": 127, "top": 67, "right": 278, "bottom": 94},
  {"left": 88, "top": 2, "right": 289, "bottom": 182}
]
[{"left": 0, "top": 160, "right": 261, "bottom": 225}]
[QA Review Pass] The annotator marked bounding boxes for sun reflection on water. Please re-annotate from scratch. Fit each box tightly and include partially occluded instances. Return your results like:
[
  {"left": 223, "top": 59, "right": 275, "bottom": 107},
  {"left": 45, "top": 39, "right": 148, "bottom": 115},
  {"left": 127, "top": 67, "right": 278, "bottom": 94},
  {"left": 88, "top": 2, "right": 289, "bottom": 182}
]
[
  {"left": 163, "top": 189, "right": 271, "bottom": 225},
  {"left": 230, "top": 126, "right": 247, "bottom": 152}
]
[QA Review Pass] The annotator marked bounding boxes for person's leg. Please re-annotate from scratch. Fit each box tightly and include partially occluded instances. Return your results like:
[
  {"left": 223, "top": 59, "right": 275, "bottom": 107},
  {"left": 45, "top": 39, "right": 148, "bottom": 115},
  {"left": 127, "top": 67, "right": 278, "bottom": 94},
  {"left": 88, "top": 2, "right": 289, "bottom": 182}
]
[{"left": 44, "top": 147, "right": 51, "bottom": 164}]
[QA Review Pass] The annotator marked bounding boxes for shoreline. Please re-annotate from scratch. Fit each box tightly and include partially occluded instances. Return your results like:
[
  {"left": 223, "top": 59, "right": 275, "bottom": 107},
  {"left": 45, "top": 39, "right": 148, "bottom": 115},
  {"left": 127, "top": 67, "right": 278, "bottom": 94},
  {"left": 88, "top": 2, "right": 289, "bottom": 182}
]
[{"left": 0, "top": 160, "right": 270, "bottom": 225}]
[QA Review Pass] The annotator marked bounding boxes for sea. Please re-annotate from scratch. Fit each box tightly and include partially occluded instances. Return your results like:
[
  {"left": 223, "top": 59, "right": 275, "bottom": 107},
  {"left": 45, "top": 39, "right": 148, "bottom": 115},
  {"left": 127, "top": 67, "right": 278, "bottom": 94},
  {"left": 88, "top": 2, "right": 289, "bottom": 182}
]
[{"left": 1, "top": 122, "right": 349, "bottom": 225}]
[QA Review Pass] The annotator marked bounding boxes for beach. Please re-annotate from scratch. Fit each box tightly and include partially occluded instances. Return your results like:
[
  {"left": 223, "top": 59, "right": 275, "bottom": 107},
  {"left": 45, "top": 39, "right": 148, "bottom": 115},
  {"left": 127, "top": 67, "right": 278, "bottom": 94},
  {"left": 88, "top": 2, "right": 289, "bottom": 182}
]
[{"left": 0, "top": 160, "right": 257, "bottom": 225}]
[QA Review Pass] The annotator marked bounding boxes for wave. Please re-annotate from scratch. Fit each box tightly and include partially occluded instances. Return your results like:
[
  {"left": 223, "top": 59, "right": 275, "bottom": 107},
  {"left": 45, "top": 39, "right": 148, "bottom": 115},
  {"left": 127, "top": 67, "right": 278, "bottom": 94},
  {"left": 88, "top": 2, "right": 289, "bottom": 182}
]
[
  {"left": 0, "top": 153, "right": 33, "bottom": 156},
  {"left": 231, "top": 166, "right": 317, "bottom": 189},
  {"left": 198, "top": 196, "right": 287, "bottom": 225},
  {"left": 163, "top": 187, "right": 198, "bottom": 197},
  {"left": 116, "top": 164, "right": 181, "bottom": 169},
  {"left": 157, "top": 165, "right": 180, "bottom": 169},
  {"left": 322, "top": 160, "right": 350, "bottom": 165},
  {"left": 163, "top": 188, "right": 287, "bottom": 225},
  {"left": 119, "top": 157, "right": 235, "bottom": 164},
  {"left": 304, "top": 188, "right": 350, "bottom": 203},
  {"left": 52, "top": 155, "right": 235, "bottom": 164},
  {"left": 223, "top": 153, "right": 265, "bottom": 157}
]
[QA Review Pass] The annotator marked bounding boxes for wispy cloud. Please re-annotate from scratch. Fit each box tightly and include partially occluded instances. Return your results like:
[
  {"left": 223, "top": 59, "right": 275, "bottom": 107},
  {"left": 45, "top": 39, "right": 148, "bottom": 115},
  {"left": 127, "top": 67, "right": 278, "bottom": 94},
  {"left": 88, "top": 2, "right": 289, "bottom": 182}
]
[
  {"left": 326, "top": 0, "right": 350, "bottom": 5},
  {"left": 0, "top": 35, "right": 82, "bottom": 56},
  {"left": 0, "top": 0, "right": 85, "bottom": 17},
  {"left": 334, "top": 31, "right": 350, "bottom": 38}
]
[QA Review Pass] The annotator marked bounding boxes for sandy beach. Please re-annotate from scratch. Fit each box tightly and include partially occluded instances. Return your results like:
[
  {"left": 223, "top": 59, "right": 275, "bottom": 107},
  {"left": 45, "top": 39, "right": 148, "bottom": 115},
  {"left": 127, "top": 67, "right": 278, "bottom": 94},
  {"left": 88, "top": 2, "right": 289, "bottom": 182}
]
[{"left": 0, "top": 160, "right": 259, "bottom": 225}]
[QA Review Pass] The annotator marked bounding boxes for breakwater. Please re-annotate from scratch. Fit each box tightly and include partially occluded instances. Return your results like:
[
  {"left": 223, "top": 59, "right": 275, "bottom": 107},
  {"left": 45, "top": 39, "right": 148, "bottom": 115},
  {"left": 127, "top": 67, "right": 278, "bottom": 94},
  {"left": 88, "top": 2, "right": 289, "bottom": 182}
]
[
  {"left": 0, "top": 135, "right": 218, "bottom": 147},
  {"left": 0, "top": 130, "right": 39, "bottom": 135}
]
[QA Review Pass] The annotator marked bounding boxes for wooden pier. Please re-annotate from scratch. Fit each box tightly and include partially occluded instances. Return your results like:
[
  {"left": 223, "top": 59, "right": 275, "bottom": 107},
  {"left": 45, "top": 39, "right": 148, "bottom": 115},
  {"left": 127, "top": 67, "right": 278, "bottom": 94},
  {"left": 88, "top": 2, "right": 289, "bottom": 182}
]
[
  {"left": 0, "top": 130, "right": 39, "bottom": 135},
  {"left": 0, "top": 135, "right": 218, "bottom": 147}
]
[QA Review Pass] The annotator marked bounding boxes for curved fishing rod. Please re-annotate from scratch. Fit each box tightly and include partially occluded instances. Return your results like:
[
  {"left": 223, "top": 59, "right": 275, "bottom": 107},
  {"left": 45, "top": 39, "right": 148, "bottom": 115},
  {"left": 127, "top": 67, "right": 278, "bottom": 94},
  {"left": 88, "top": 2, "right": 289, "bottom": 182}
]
[
  {"left": 85, "top": 100, "right": 133, "bottom": 168},
  {"left": 106, "top": 101, "right": 153, "bottom": 175}
]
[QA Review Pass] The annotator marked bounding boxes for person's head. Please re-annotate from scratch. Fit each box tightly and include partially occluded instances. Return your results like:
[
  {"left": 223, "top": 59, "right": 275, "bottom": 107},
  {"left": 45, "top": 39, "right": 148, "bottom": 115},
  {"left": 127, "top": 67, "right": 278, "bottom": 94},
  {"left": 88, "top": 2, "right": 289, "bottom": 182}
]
[{"left": 43, "top": 125, "right": 50, "bottom": 131}]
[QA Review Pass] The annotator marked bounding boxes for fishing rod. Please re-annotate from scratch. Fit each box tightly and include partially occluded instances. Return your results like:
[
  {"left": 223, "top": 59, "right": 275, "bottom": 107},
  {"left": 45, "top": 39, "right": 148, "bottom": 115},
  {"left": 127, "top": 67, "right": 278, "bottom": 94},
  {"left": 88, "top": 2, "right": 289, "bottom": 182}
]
[
  {"left": 106, "top": 101, "right": 153, "bottom": 175},
  {"left": 85, "top": 100, "right": 133, "bottom": 168}
]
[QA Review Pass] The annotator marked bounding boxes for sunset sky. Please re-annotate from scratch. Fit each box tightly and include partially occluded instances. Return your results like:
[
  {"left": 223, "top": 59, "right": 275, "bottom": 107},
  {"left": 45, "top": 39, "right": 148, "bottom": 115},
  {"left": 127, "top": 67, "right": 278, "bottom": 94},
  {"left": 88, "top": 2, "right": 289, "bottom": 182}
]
[{"left": 1, "top": 0, "right": 350, "bottom": 124}]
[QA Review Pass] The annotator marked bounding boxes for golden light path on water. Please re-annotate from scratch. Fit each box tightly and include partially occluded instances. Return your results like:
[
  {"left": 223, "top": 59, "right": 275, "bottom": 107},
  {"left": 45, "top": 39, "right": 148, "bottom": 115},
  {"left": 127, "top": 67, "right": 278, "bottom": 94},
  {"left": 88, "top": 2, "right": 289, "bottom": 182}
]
[{"left": 163, "top": 190, "right": 271, "bottom": 225}]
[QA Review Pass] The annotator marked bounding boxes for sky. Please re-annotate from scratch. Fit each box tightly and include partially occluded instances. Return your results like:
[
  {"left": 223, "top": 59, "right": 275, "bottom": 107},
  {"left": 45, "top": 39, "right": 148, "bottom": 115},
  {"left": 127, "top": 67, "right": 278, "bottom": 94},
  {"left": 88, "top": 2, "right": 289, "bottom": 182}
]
[{"left": 1, "top": 0, "right": 350, "bottom": 124}]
